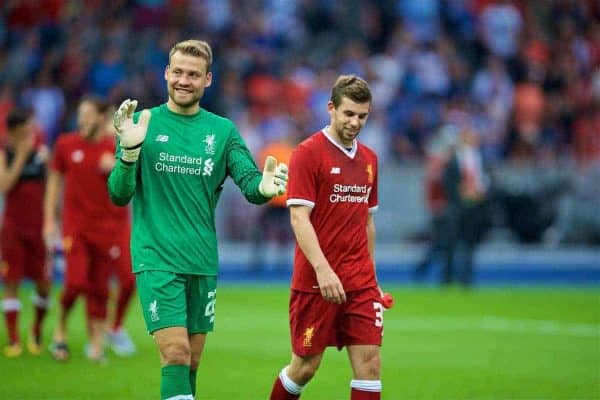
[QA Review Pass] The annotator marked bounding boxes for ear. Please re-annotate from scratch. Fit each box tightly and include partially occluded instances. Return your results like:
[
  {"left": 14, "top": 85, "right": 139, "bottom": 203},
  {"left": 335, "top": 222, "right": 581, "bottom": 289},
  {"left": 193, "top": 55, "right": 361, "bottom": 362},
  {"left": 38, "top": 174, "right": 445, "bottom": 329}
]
[
  {"left": 205, "top": 71, "right": 213, "bottom": 88},
  {"left": 327, "top": 101, "right": 335, "bottom": 116},
  {"left": 164, "top": 65, "right": 169, "bottom": 81}
]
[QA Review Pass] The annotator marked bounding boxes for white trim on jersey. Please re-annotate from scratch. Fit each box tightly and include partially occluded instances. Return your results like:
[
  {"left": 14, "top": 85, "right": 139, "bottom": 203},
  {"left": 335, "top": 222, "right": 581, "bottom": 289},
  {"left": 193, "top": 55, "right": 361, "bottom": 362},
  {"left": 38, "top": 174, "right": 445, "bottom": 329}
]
[
  {"left": 369, "top": 205, "right": 379, "bottom": 214},
  {"left": 321, "top": 127, "right": 358, "bottom": 159},
  {"left": 286, "top": 198, "right": 315, "bottom": 208}
]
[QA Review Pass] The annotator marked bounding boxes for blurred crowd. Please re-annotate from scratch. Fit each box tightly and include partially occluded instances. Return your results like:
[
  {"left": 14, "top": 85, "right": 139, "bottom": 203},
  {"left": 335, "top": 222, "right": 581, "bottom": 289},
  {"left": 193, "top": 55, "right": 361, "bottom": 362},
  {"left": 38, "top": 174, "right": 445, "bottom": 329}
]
[{"left": 0, "top": 0, "right": 599, "bottom": 244}]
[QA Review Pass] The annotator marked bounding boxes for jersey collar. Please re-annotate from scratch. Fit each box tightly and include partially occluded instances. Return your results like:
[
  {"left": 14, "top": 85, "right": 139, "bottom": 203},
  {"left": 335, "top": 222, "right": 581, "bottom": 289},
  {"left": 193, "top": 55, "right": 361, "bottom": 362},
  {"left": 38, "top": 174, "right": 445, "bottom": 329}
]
[{"left": 321, "top": 127, "right": 357, "bottom": 159}]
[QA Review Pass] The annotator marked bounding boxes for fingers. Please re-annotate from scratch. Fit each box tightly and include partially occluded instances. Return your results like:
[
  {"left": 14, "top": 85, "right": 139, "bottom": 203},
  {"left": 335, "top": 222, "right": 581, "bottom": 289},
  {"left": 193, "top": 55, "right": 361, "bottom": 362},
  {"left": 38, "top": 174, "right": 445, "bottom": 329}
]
[
  {"left": 273, "top": 162, "right": 288, "bottom": 195},
  {"left": 114, "top": 99, "right": 129, "bottom": 131},
  {"left": 113, "top": 99, "right": 139, "bottom": 132},
  {"left": 138, "top": 109, "right": 152, "bottom": 127},
  {"left": 126, "top": 100, "right": 138, "bottom": 119},
  {"left": 275, "top": 162, "right": 288, "bottom": 180},
  {"left": 263, "top": 155, "right": 277, "bottom": 174},
  {"left": 320, "top": 283, "right": 346, "bottom": 304}
]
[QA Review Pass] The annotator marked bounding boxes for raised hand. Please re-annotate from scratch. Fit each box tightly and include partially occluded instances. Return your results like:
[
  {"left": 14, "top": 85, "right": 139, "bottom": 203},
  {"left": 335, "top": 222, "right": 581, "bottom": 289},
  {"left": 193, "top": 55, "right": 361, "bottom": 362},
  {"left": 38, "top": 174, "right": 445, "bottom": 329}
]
[
  {"left": 258, "top": 155, "right": 288, "bottom": 197},
  {"left": 113, "top": 99, "right": 151, "bottom": 163}
]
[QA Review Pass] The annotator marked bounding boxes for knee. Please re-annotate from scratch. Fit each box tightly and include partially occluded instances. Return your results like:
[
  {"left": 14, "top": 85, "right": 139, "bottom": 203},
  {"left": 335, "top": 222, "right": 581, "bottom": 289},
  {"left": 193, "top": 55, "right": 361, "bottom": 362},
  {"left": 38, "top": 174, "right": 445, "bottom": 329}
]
[
  {"left": 355, "top": 351, "right": 381, "bottom": 380},
  {"left": 289, "top": 358, "right": 321, "bottom": 385},
  {"left": 298, "top": 363, "right": 318, "bottom": 383},
  {"left": 160, "top": 337, "right": 191, "bottom": 365}
]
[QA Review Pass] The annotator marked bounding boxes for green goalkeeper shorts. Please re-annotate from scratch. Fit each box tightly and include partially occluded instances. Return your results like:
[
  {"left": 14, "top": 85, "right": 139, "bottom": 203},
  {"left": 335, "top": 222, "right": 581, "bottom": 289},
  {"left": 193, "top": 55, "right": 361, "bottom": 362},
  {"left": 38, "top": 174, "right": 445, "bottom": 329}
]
[{"left": 136, "top": 270, "right": 217, "bottom": 334}]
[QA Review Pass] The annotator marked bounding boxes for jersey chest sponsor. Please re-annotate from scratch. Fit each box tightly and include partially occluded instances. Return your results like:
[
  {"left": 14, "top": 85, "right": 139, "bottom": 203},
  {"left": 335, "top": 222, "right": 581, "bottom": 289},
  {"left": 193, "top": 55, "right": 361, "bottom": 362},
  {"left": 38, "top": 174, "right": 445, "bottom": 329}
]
[
  {"left": 146, "top": 130, "right": 221, "bottom": 177},
  {"left": 153, "top": 151, "right": 214, "bottom": 177},
  {"left": 322, "top": 161, "right": 372, "bottom": 205}
]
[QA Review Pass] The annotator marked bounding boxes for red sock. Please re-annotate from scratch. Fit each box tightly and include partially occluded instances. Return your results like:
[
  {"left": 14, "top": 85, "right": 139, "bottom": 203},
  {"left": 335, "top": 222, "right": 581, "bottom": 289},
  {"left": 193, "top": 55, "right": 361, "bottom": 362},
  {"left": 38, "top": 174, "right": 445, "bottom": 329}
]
[
  {"left": 2, "top": 299, "right": 21, "bottom": 345},
  {"left": 32, "top": 295, "right": 49, "bottom": 342},
  {"left": 350, "top": 380, "right": 381, "bottom": 400},
  {"left": 112, "top": 284, "right": 133, "bottom": 331},
  {"left": 270, "top": 376, "right": 300, "bottom": 400},
  {"left": 351, "top": 388, "right": 380, "bottom": 400}
]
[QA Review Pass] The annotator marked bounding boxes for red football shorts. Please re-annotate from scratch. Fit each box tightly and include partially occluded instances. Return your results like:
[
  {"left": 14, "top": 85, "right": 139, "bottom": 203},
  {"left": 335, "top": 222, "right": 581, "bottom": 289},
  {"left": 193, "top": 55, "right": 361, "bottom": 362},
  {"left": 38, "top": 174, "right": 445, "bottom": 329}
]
[
  {"left": 0, "top": 228, "right": 48, "bottom": 284},
  {"left": 289, "top": 286, "right": 384, "bottom": 357},
  {"left": 62, "top": 229, "right": 131, "bottom": 300}
]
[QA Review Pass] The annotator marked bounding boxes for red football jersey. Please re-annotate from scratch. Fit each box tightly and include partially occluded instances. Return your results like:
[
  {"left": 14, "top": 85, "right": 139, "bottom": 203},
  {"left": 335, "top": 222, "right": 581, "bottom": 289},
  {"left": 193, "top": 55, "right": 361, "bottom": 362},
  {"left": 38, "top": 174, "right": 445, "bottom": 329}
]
[
  {"left": 2, "top": 134, "right": 46, "bottom": 234},
  {"left": 51, "top": 133, "right": 128, "bottom": 233},
  {"left": 286, "top": 129, "right": 379, "bottom": 293}
]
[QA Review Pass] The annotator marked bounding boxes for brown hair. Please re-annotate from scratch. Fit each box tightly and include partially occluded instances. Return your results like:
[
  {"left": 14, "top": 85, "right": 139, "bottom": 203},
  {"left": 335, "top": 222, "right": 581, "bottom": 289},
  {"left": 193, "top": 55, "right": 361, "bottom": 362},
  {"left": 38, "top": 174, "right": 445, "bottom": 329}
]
[
  {"left": 330, "top": 75, "right": 372, "bottom": 108},
  {"left": 169, "top": 39, "right": 213, "bottom": 72},
  {"left": 80, "top": 95, "right": 109, "bottom": 114},
  {"left": 6, "top": 108, "right": 32, "bottom": 130}
]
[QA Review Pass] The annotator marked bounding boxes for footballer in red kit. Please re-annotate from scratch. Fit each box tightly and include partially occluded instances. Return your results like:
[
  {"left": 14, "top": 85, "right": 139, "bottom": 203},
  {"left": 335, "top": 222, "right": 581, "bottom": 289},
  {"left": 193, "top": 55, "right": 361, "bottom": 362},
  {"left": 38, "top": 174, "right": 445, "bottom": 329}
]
[
  {"left": 287, "top": 129, "right": 382, "bottom": 357},
  {"left": 45, "top": 96, "right": 135, "bottom": 362},
  {"left": 0, "top": 108, "right": 51, "bottom": 357},
  {"left": 288, "top": 130, "right": 379, "bottom": 294},
  {"left": 270, "top": 75, "right": 388, "bottom": 400}
]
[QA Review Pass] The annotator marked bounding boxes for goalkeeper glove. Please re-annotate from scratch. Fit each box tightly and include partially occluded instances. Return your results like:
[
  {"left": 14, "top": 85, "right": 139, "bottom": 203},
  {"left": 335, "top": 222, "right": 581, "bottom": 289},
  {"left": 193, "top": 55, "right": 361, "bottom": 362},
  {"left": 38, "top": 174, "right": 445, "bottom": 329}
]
[
  {"left": 113, "top": 99, "right": 151, "bottom": 163},
  {"left": 259, "top": 156, "right": 288, "bottom": 198}
]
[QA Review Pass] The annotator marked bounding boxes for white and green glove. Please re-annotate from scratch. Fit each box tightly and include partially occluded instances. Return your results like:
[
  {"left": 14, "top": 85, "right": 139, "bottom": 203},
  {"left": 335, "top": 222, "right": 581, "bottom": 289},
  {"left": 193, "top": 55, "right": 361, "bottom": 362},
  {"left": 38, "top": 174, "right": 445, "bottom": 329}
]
[
  {"left": 259, "top": 156, "right": 288, "bottom": 198},
  {"left": 113, "top": 99, "right": 151, "bottom": 163}
]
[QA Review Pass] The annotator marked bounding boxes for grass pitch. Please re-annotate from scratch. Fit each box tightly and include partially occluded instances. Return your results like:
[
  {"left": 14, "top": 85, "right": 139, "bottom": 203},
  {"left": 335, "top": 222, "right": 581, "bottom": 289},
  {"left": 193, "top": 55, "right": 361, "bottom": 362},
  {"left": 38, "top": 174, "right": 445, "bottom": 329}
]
[{"left": 0, "top": 285, "right": 598, "bottom": 399}]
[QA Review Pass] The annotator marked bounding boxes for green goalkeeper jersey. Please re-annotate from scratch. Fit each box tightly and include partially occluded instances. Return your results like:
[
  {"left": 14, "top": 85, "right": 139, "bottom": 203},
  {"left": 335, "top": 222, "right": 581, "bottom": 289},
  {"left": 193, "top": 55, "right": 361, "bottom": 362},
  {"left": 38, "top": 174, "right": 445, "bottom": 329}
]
[{"left": 108, "top": 104, "right": 268, "bottom": 275}]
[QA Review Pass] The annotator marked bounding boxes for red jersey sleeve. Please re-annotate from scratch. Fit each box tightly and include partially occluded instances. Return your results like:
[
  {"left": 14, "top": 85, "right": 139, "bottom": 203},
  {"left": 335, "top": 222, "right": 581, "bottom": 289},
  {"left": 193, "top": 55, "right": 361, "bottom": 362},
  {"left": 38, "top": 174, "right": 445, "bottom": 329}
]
[
  {"left": 50, "top": 136, "right": 66, "bottom": 174},
  {"left": 286, "top": 143, "right": 318, "bottom": 208}
]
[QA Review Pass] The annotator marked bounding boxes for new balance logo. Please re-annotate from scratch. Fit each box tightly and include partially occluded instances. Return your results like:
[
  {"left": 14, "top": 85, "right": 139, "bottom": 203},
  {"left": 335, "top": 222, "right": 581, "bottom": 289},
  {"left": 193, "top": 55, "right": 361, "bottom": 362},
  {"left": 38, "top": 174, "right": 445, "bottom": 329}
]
[
  {"left": 155, "top": 135, "right": 169, "bottom": 142},
  {"left": 330, "top": 167, "right": 341, "bottom": 174}
]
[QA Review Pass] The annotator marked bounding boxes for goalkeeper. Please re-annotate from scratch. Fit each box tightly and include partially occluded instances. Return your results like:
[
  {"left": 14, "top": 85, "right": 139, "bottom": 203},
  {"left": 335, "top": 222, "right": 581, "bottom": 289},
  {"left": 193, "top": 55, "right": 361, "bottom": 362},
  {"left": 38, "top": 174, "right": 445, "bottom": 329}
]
[{"left": 107, "top": 39, "right": 287, "bottom": 400}]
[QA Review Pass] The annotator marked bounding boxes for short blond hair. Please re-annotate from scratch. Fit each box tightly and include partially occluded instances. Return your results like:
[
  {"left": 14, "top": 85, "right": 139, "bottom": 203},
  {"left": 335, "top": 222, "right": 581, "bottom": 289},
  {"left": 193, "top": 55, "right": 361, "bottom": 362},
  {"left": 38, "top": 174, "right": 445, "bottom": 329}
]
[
  {"left": 330, "top": 75, "right": 372, "bottom": 108},
  {"left": 169, "top": 39, "right": 213, "bottom": 72}
]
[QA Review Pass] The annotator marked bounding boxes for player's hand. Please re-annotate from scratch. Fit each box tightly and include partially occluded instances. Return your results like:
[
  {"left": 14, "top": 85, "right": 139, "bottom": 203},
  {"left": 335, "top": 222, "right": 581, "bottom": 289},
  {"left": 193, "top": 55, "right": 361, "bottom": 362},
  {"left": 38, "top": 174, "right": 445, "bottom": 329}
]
[
  {"left": 258, "top": 155, "right": 288, "bottom": 198},
  {"left": 99, "top": 152, "right": 116, "bottom": 173},
  {"left": 315, "top": 265, "right": 346, "bottom": 304},
  {"left": 14, "top": 133, "right": 35, "bottom": 158},
  {"left": 113, "top": 99, "right": 151, "bottom": 163}
]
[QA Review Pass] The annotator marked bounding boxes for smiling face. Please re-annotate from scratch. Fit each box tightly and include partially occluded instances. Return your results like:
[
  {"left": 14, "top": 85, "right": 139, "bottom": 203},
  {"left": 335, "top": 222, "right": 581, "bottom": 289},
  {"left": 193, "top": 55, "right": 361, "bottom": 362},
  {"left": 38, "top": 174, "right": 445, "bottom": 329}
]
[
  {"left": 164, "top": 50, "right": 212, "bottom": 115},
  {"left": 327, "top": 96, "right": 371, "bottom": 147}
]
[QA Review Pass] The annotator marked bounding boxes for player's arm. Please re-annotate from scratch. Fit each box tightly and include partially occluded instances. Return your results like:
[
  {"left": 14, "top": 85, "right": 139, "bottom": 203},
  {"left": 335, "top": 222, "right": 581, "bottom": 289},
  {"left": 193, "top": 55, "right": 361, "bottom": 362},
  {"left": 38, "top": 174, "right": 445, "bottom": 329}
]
[
  {"left": 367, "top": 213, "right": 382, "bottom": 293},
  {"left": 368, "top": 211, "right": 394, "bottom": 309},
  {"left": 0, "top": 136, "right": 34, "bottom": 193},
  {"left": 43, "top": 170, "right": 63, "bottom": 251},
  {"left": 226, "top": 129, "right": 287, "bottom": 204},
  {"left": 289, "top": 205, "right": 346, "bottom": 304},
  {"left": 107, "top": 150, "right": 138, "bottom": 206},
  {"left": 107, "top": 99, "right": 149, "bottom": 206}
]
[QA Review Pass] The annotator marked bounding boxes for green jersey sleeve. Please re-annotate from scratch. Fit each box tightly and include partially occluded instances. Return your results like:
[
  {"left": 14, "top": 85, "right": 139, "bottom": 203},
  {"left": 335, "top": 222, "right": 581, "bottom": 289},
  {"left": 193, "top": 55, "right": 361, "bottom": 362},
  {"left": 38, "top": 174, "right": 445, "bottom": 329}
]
[
  {"left": 107, "top": 111, "right": 143, "bottom": 206},
  {"left": 226, "top": 127, "right": 270, "bottom": 205},
  {"left": 107, "top": 156, "right": 137, "bottom": 206}
]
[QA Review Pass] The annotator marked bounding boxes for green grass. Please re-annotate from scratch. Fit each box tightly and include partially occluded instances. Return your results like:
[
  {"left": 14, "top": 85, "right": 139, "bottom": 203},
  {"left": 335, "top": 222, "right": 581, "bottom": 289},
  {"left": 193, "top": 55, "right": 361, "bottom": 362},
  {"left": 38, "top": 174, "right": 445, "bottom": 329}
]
[{"left": 0, "top": 285, "right": 598, "bottom": 399}]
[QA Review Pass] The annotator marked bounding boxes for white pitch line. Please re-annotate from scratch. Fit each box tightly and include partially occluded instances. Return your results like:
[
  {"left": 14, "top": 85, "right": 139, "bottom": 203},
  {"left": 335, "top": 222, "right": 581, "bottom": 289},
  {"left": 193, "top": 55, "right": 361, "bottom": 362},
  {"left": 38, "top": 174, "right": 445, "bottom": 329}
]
[{"left": 391, "top": 316, "right": 599, "bottom": 338}]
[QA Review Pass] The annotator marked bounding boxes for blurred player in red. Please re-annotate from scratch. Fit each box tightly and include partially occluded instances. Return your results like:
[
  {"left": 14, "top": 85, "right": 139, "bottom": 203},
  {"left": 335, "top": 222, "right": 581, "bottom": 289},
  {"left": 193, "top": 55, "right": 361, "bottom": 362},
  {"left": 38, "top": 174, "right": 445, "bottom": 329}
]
[
  {"left": 0, "top": 108, "right": 50, "bottom": 357},
  {"left": 269, "top": 75, "right": 389, "bottom": 400},
  {"left": 44, "top": 96, "right": 135, "bottom": 361}
]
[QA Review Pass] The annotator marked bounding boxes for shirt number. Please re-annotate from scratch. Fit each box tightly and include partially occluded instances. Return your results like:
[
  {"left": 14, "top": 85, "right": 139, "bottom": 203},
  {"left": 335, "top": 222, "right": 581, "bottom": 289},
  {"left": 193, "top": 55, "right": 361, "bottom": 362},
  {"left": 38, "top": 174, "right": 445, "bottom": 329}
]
[
  {"left": 205, "top": 290, "right": 217, "bottom": 323},
  {"left": 373, "top": 302, "right": 384, "bottom": 327}
]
